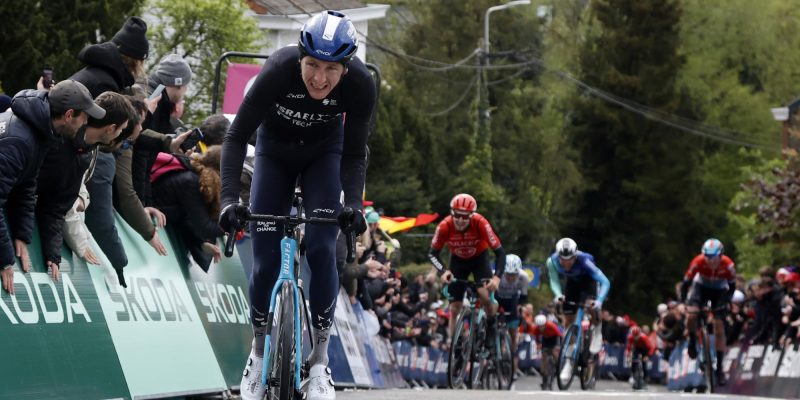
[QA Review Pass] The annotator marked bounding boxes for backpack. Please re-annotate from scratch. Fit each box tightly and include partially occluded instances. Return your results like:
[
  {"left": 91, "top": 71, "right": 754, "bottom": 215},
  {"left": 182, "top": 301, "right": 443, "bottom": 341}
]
[{"left": 149, "top": 152, "right": 191, "bottom": 183}]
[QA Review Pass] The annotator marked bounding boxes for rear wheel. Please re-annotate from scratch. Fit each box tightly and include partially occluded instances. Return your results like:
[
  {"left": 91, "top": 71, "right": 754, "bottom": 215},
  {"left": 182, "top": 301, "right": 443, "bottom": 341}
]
[
  {"left": 556, "top": 325, "right": 579, "bottom": 390},
  {"left": 496, "top": 330, "right": 514, "bottom": 390},
  {"left": 267, "top": 282, "right": 296, "bottom": 400},
  {"left": 448, "top": 308, "right": 473, "bottom": 389}
]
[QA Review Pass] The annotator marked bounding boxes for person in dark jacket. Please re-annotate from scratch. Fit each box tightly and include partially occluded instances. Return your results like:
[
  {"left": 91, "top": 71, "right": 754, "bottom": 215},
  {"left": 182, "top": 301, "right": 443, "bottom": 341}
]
[
  {"left": 151, "top": 145, "right": 223, "bottom": 271},
  {"left": 68, "top": 16, "right": 150, "bottom": 97},
  {"left": 0, "top": 80, "right": 105, "bottom": 294},
  {"left": 132, "top": 54, "right": 193, "bottom": 206},
  {"left": 35, "top": 91, "right": 133, "bottom": 283}
]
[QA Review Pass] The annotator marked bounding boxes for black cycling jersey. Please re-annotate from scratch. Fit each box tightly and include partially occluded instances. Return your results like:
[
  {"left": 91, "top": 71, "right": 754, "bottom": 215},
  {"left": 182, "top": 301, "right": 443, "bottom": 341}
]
[{"left": 220, "top": 45, "right": 376, "bottom": 210}]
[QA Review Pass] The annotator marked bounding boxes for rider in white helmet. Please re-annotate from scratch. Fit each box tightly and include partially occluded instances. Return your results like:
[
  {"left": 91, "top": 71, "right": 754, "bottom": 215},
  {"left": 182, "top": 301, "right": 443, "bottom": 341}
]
[{"left": 495, "top": 253, "right": 529, "bottom": 378}]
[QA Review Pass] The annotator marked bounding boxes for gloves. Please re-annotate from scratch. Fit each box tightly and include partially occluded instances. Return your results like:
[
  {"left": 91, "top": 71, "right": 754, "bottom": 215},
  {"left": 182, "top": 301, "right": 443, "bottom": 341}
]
[
  {"left": 218, "top": 203, "right": 250, "bottom": 233},
  {"left": 337, "top": 207, "right": 367, "bottom": 235},
  {"left": 592, "top": 300, "right": 603, "bottom": 311},
  {"left": 555, "top": 295, "right": 565, "bottom": 304}
]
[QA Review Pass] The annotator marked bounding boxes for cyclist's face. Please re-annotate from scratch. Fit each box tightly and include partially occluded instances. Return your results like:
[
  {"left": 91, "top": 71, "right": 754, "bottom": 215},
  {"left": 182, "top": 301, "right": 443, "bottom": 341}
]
[
  {"left": 451, "top": 210, "right": 472, "bottom": 230},
  {"left": 559, "top": 256, "right": 576, "bottom": 270},
  {"left": 704, "top": 254, "right": 720, "bottom": 267},
  {"left": 300, "top": 56, "right": 346, "bottom": 100}
]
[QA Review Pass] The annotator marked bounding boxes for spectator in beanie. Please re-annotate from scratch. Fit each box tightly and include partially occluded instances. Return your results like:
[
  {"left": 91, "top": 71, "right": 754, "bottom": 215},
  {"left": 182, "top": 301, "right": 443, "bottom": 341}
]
[
  {"left": 132, "top": 54, "right": 193, "bottom": 206},
  {"left": 0, "top": 81, "right": 103, "bottom": 294},
  {"left": 66, "top": 16, "right": 150, "bottom": 97}
]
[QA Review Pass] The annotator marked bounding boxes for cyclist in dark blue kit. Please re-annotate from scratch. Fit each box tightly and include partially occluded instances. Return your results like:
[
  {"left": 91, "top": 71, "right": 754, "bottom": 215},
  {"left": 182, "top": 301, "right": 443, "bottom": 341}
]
[
  {"left": 546, "top": 238, "right": 611, "bottom": 355},
  {"left": 218, "top": 10, "right": 375, "bottom": 400}
]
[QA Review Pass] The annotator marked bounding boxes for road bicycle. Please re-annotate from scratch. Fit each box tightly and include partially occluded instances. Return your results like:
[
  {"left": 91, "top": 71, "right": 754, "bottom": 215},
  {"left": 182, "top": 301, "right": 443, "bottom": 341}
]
[
  {"left": 224, "top": 189, "right": 356, "bottom": 399},
  {"left": 555, "top": 301, "right": 599, "bottom": 390},
  {"left": 688, "top": 303, "right": 727, "bottom": 393},
  {"left": 628, "top": 350, "right": 646, "bottom": 390},
  {"left": 479, "top": 309, "right": 514, "bottom": 390},
  {"left": 446, "top": 278, "right": 506, "bottom": 389}
]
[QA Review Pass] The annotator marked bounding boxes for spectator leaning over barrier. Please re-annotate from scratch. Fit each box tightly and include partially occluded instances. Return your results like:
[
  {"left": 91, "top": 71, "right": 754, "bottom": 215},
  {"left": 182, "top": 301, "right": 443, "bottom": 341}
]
[
  {"left": 748, "top": 266, "right": 783, "bottom": 345},
  {"left": 150, "top": 146, "right": 224, "bottom": 271},
  {"left": 67, "top": 16, "right": 150, "bottom": 97},
  {"left": 0, "top": 81, "right": 104, "bottom": 294},
  {"left": 113, "top": 94, "right": 168, "bottom": 256},
  {"left": 131, "top": 54, "right": 193, "bottom": 206},
  {"left": 35, "top": 89, "right": 133, "bottom": 285}
]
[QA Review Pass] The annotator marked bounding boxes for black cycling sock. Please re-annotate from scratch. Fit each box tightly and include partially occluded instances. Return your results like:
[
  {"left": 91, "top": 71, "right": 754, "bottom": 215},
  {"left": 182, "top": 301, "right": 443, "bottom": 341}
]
[{"left": 717, "top": 351, "right": 724, "bottom": 371}]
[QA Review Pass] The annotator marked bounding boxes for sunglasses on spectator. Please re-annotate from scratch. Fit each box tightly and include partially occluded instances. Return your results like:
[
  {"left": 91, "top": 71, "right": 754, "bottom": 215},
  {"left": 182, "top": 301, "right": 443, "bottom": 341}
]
[{"left": 451, "top": 211, "right": 473, "bottom": 220}]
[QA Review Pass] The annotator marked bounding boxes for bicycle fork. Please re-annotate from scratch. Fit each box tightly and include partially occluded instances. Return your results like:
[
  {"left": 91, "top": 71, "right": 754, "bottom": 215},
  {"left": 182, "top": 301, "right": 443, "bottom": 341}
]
[{"left": 261, "top": 237, "right": 304, "bottom": 391}]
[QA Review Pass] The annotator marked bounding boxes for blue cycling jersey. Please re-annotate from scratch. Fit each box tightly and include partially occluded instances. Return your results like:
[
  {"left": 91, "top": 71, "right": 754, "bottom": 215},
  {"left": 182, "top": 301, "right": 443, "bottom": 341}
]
[{"left": 546, "top": 251, "right": 611, "bottom": 303}]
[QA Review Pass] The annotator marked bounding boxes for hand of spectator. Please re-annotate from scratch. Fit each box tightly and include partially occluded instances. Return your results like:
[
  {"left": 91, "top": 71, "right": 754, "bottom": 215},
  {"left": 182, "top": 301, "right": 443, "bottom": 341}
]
[
  {"left": 2, "top": 265, "right": 14, "bottom": 294},
  {"left": 376, "top": 240, "right": 387, "bottom": 254},
  {"left": 36, "top": 76, "right": 54, "bottom": 91},
  {"left": 14, "top": 239, "right": 31, "bottom": 273},
  {"left": 202, "top": 242, "right": 222, "bottom": 263},
  {"left": 148, "top": 231, "right": 168, "bottom": 256},
  {"left": 441, "top": 270, "right": 453, "bottom": 284},
  {"left": 47, "top": 261, "right": 60, "bottom": 282},
  {"left": 83, "top": 248, "right": 101, "bottom": 265},
  {"left": 425, "top": 270, "right": 437, "bottom": 284},
  {"left": 170, "top": 129, "right": 192, "bottom": 154},
  {"left": 145, "top": 94, "right": 161, "bottom": 113},
  {"left": 145, "top": 207, "right": 167, "bottom": 228}
]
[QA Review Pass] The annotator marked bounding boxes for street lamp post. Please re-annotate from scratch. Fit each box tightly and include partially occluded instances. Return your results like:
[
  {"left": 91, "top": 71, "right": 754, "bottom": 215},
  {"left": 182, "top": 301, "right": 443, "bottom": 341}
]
[{"left": 479, "top": 0, "right": 530, "bottom": 137}]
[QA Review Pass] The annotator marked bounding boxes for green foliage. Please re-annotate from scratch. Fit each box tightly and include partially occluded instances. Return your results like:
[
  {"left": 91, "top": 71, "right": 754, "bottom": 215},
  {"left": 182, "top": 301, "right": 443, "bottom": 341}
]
[
  {"left": 146, "top": 0, "right": 264, "bottom": 125},
  {"left": 0, "top": 1, "right": 144, "bottom": 96}
]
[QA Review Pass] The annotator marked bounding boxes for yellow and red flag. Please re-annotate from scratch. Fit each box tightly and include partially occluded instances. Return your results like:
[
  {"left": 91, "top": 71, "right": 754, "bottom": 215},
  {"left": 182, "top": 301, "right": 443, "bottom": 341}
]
[{"left": 378, "top": 213, "right": 440, "bottom": 234}]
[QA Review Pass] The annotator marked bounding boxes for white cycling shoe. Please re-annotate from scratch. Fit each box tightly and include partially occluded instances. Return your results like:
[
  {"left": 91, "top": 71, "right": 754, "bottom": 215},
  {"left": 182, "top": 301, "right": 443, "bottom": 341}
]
[
  {"left": 240, "top": 349, "right": 266, "bottom": 400},
  {"left": 302, "top": 364, "right": 336, "bottom": 400}
]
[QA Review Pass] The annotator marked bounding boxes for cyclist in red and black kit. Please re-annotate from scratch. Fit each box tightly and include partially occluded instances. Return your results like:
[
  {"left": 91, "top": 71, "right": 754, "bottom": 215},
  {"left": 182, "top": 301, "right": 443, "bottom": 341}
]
[
  {"left": 520, "top": 314, "right": 562, "bottom": 389},
  {"left": 624, "top": 325, "right": 655, "bottom": 388},
  {"left": 428, "top": 193, "right": 506, "bottom": 341},
  {"left": 680, "top": 238, "right": 736, "bottom": 386}
]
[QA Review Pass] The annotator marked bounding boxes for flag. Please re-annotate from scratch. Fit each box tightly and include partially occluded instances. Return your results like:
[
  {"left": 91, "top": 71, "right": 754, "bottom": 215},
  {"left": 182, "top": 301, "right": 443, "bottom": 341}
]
[
  {"left": 223, "top": 63, "right": 262, "bottom": 114},
  {"left": 378, "top": 213, "right": 439, "bottom": 234}
]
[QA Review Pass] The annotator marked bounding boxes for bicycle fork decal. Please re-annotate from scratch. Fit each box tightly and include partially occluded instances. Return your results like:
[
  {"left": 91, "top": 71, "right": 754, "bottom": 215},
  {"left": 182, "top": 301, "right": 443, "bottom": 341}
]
[{"left": 261, "top": 237, "right": 299, "bottom": 386}]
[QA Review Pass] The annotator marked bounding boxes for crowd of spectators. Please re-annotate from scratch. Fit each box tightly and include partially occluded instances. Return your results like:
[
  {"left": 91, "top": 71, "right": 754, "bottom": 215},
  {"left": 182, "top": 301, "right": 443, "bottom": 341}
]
[{"left": 0, "top": 16, "right": 235, "bottom": 291}]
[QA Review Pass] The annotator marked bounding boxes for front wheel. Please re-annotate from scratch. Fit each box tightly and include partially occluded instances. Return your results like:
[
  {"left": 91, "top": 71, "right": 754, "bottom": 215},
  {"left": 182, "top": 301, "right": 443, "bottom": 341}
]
[
  {"left": 580, "top": 351, "right": 598, "bottom": 390},
  {"left": 496, "top": 330, "right": 514, "bottom": 390},
  {"left": 556, "top": 325, "right": 579, "bottom": 390},
  {"left": 448, "top": 308, "right": 473, "bottom": 389},
  {"left": 267, "top": 282, "right": 296, "bottom": 399},
  {"left": 701, "top": 330, "right": 715, "bottom": 393}
]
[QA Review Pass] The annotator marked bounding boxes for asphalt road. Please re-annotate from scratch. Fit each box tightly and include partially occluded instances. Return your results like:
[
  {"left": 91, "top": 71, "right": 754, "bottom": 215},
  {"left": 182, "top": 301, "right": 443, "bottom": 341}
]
[{"left": 335, "top": 374, "right": 773, "bottom": 400}]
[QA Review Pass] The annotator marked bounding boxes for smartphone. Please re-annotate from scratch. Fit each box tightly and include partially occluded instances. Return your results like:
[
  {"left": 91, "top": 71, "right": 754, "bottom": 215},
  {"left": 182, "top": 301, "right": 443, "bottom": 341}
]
[
  {"left": 42, "top": 67, "right": 54, "bottom": 89},
  {"left": 148, "top": 84, "right": 165, "bottom": 100},
  {"left": 180, "top": 127, "right": 204, "bottom": 152}
]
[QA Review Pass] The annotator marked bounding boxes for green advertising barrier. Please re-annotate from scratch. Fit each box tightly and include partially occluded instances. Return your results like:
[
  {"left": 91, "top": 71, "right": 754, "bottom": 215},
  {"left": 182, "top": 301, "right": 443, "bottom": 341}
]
[
  {"left": 91, "top": 214, "right": 229, "bottom": 399},
  {"left": 0, "top": 229, "right": 128, "bottom": 400},
  {"left": 164, "top": 228, "right": 253, "bottom": 390}
]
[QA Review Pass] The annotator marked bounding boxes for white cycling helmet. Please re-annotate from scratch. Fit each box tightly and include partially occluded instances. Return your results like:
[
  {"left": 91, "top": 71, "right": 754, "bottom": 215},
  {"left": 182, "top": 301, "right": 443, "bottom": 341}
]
[
  {"left": 534, "top": 314, "right": 547, "bottom": 327},
  {"left": 555, "top": 237, "right": 578, "bottom": 259},
  {"left": 731, "top": 289, "right": 745, "bottom": 304},
  {"left": 505, "top": 254, "right": 522, "bottom": 275}
]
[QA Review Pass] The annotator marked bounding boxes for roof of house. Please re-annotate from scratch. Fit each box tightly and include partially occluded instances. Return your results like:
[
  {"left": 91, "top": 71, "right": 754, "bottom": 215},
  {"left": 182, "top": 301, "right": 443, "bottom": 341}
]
[{"left": 247, "top": 0, "right": 366, "bottom": 15}]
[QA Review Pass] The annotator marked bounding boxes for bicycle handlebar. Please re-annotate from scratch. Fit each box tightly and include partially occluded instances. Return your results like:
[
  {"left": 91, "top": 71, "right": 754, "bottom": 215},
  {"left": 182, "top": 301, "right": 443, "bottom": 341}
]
[{"left": 223, "top": 213, "right": 356, "bottom": 263}]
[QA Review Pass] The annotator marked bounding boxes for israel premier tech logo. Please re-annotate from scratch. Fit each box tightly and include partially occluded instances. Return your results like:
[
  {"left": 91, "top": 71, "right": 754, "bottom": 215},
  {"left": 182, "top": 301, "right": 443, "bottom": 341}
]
[{"left": 0, "top": 272, "right": 91, "bottom": 324}]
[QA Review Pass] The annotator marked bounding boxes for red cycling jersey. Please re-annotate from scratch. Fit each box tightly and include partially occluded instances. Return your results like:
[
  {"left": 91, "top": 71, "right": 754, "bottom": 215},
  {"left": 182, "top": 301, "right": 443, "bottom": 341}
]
[
  {"left": 684, "top": 254, "right": 736, "bottom": 289},
  {"left": 520, "top": 320, "right": 562, "bottom": 338},
  {"left": 430, "top": 213, "right": 501, "bottom": 260},
  {"left": 625, "top": 332, "right": 655, "bottom": 356}
]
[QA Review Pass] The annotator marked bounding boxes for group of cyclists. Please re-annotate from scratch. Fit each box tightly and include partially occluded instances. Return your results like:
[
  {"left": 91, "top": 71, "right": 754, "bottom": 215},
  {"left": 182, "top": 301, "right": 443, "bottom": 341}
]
[
  {"left": 425, "top": 191, "right": 739, "bottom": 391},
  {"left": 215, "top": 8, "right": 740, "bottom": 399}
]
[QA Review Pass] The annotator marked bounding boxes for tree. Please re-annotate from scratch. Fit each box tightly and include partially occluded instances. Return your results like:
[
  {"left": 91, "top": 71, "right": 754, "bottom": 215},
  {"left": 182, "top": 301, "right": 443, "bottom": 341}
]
[
  {"left": 562, "top": 0, "right": 708, "bottom": 311},
  {"left": 0, "top": 1, "right": 144, "bottom": 96},
  {"left": 146, "top": 0, "right": 264, "bottom": 125}
]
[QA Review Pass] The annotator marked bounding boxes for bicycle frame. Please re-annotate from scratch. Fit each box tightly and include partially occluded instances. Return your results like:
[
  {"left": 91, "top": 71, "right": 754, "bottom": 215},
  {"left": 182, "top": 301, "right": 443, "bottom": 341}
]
[
  {"left": 261, "top": 233, "right": 303, "bottom": 390},
  {"left": 567, "top": 305, "right": 587, "bottom": 362}
]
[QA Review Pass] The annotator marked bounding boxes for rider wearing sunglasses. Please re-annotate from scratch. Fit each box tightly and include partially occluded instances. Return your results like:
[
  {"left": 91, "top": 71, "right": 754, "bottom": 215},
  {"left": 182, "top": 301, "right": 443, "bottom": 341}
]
[{"left": 428, "top": 193, "right": 506, "bottom": 342}]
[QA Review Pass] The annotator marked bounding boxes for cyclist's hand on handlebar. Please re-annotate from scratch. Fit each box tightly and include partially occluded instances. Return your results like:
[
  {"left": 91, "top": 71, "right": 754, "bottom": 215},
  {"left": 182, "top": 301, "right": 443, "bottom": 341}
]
[
  {"left": 441, "top": 270, "right": 453, "bottom": 284},
  {"left": 337, "top": 207, "right": 367, "bottom": 234},
  {"left": 219, "top": 203, "right": 250, "bottom": 233},
  {"left": 555, "top": 295, "right": 565, "bottom": 304},
  {"left": 485, "top": 275, "right": 500, "bottom": 291},
  {"left": 591, "top": 300, "right": 603, "bottom": 311}
]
